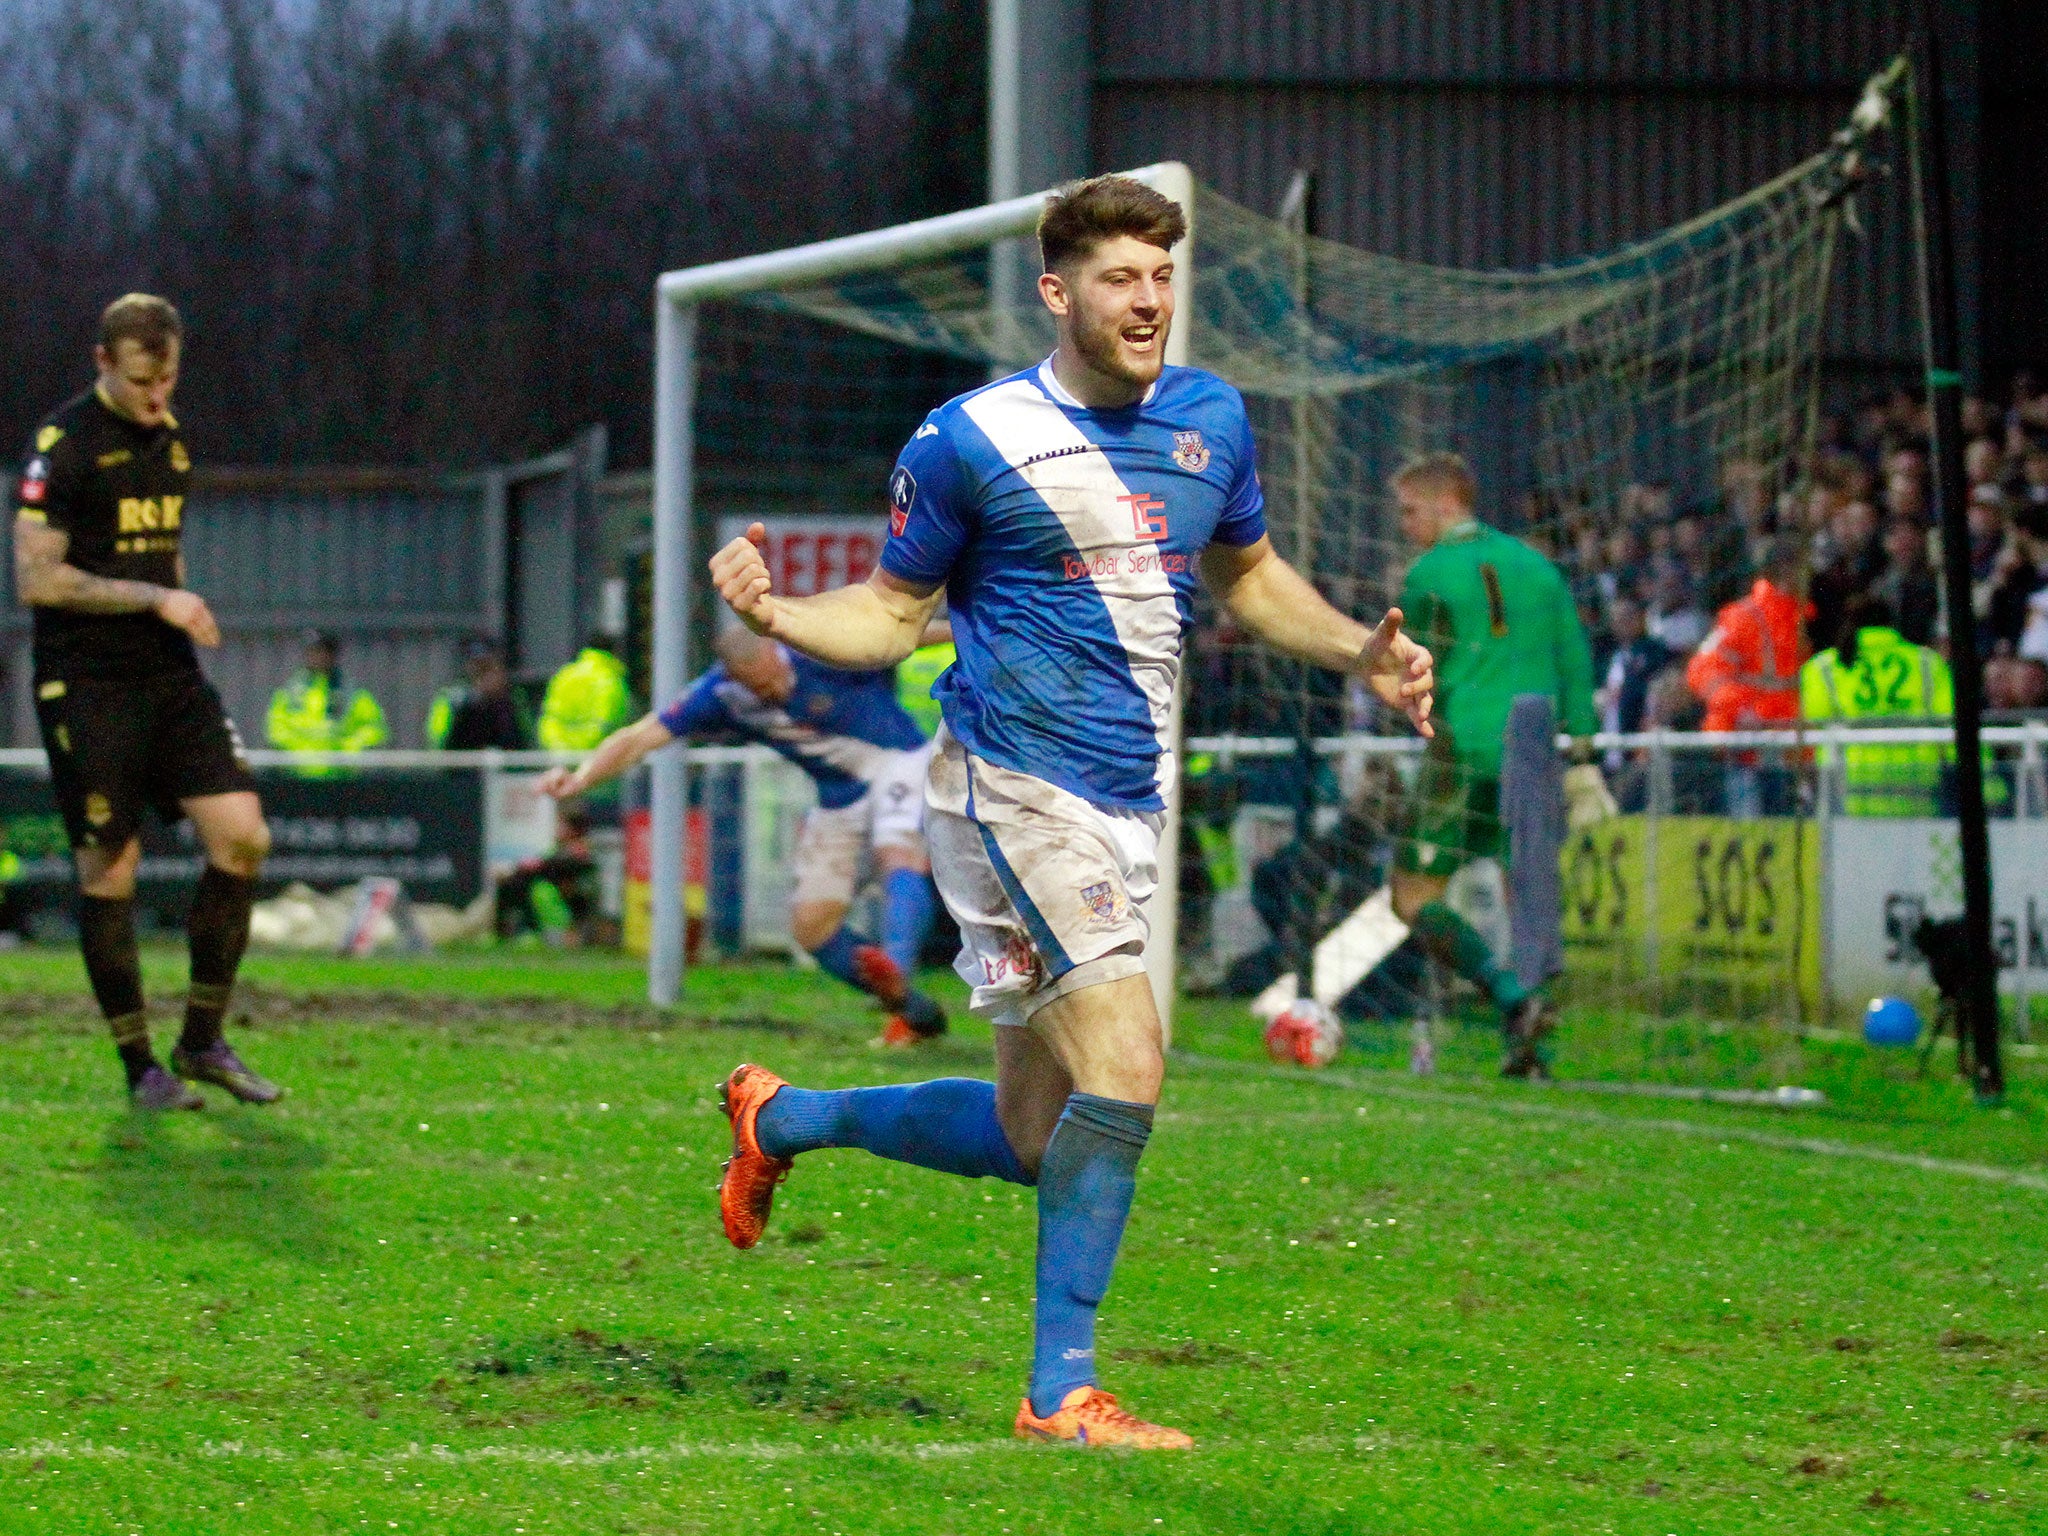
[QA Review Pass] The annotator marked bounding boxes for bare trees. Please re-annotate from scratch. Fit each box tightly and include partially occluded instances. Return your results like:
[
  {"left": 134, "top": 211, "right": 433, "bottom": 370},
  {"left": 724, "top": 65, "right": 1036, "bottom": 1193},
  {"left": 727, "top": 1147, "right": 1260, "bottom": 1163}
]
[{"left": 0, "top": 0, "right": 932, "bottom": 467}]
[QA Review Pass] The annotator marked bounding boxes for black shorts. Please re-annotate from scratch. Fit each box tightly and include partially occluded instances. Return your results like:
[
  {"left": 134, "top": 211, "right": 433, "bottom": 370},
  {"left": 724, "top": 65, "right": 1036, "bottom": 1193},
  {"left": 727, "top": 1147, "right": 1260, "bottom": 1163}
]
[{"left": 33, "top": 670, "right": 255, "bottom": 852}]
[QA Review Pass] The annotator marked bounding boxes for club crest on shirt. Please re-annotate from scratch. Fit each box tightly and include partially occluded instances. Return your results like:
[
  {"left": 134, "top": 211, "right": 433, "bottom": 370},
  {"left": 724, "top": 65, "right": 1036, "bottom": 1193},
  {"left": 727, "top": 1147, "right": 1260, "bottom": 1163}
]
[
  {"left": 889, "top": 465, "right": 916, "bottom": 536},
  {"left": 20, "top": 456, "right": 48, "bottom": 503},
  {"left": 1172, "top": 429, "right": 1210, "bottom": 473},
  {"left": 1080, "top": 880, "right": 1123, "bottom": 924}
]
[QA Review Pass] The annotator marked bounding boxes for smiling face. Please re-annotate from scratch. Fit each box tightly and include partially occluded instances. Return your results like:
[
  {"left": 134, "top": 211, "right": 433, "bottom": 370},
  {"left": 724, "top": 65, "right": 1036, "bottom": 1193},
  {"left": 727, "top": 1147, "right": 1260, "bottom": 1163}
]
[{"left": 1039, "top": 235, "right": 1176, "bottom": 405}]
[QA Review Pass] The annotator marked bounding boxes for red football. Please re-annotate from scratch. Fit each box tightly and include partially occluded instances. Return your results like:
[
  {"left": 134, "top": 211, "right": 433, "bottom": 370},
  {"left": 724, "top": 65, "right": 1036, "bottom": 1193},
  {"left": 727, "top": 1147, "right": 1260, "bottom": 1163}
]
[{"left": 1263, "top": 999, "right": 1343, "bottom": 1068}]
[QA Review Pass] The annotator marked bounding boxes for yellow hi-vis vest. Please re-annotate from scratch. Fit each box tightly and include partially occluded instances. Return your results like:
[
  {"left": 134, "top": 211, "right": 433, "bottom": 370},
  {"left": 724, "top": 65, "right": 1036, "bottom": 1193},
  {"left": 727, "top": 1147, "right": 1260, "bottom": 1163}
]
[
  {"left": 537, "top": 647, "right": 632, "bottom": 751},
  {"left": 1799, "top": 627, "right": 1950, "bottom": 817},
  {"left": 266, "top": 669, "right": 388, "bottom": 775},
  {"left": 896, "top": 641, "right": 955, "bottom": 738}
]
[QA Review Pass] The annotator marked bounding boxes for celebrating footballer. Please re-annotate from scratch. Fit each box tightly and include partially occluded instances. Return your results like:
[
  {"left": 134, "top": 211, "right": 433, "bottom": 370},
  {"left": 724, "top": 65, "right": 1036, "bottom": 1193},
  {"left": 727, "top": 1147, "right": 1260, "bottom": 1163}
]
[{"left": 703, "top": 175, "right": 1432, "bottom": 1448}]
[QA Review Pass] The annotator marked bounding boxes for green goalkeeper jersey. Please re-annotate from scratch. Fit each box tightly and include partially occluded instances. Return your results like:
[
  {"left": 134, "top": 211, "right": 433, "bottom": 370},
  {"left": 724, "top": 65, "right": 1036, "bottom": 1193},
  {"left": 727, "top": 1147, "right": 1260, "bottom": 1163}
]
[{"left": 1396, "top": 519, "right": 1598, "bottom": 774}]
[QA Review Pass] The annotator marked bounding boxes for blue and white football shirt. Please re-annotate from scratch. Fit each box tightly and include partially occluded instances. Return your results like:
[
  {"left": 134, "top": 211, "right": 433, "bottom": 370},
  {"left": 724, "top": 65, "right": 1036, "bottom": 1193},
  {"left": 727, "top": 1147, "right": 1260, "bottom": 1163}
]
[
  {"left": 879, "top": 359, "right": 1267, "bottom": 811},
  {"left": 658, "top": 651, "right": 926, "bottom": 810}
]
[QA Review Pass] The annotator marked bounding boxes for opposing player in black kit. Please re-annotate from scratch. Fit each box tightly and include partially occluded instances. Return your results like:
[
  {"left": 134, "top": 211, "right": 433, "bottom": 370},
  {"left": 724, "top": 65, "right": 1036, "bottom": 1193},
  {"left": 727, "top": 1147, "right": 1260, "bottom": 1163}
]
[{"left": 13, "top": 294, "right": 279, "bottom": 1110}]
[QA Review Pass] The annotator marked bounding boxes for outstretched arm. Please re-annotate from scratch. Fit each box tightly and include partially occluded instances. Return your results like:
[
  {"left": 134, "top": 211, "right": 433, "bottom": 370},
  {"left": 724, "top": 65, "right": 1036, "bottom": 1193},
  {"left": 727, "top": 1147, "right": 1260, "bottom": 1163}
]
[
  {"left": 709, "top": 521, "right": 940, "bottom": 670},
  {"left": 536, "top": 713, "right": 675, "bottom": 800},
  {"left": 1202, "top": 535, "right": 1434, "bottom": 736}
]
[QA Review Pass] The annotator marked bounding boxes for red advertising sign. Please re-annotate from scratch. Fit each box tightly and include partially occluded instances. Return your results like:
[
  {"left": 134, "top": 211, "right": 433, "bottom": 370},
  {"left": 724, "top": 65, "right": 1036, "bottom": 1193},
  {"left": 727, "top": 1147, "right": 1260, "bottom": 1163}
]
[{"left": 716, "top": 517, "right": 883, "bottom": 598}]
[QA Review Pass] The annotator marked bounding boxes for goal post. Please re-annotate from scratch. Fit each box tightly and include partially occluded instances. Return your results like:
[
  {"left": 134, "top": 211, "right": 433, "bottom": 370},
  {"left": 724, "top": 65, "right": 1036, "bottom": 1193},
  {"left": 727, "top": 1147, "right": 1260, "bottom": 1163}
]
[{"left": 646, "top": 163, "right": 1197, "bottom": 1012}]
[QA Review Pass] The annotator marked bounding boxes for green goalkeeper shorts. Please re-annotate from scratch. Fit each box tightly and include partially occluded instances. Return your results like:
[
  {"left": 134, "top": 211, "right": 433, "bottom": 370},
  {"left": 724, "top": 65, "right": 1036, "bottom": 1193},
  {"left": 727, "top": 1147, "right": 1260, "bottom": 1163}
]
[{"left": 1395, "top": 742, "right": 1501, "bottom": 877}]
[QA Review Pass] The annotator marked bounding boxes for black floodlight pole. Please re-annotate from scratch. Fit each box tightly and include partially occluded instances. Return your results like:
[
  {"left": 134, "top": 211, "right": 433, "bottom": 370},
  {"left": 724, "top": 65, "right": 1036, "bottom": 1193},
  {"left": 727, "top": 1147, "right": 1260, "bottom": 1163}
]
[{"left": 1911, "top": 22, "right": 2004, "bottom": 1102}]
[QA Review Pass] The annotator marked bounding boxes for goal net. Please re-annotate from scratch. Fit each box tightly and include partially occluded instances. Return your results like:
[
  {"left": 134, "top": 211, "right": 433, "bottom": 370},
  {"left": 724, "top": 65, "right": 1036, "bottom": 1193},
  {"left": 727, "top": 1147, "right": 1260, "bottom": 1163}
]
[{"left": 647, "top": 68, "right": 1914, "bottom": 1084}]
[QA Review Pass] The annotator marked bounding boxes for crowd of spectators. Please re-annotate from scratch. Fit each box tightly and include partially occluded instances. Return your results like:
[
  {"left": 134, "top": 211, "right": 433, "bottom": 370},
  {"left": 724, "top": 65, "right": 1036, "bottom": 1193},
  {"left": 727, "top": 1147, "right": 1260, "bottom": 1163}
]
[{"left": 1542, "top": 374, "right": 2048, "bottom": 754}]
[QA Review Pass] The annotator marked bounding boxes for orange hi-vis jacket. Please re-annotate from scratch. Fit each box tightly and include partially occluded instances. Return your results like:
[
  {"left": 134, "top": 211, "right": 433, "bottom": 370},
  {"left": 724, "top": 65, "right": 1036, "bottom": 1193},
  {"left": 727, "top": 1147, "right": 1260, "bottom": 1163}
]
[{"left": 1685, "top": 578, "right": 1810, "bottom": 731}]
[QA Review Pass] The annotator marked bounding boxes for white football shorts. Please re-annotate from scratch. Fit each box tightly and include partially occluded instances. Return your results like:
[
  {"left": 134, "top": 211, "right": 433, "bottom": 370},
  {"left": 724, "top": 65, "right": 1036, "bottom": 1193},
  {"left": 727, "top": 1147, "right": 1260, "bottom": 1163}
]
[
  {"left": 788, "top": 741, "right": 933, "bottom": 908},
  {"left": 923, "top": 727, "right": 1158, "bottom": 1025}
]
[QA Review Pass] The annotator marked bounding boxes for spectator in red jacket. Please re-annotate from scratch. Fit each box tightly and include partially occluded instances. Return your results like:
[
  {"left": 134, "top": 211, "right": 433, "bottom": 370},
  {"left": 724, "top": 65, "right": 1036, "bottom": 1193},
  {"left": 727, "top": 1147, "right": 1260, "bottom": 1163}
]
[{"left": 1686, "top": 537, "right": 1811, "bottom": 816}]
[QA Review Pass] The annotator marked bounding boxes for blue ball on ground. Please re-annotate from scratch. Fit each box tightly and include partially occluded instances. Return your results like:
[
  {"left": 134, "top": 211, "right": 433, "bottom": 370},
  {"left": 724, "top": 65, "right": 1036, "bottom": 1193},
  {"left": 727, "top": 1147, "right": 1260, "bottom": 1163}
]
[{"left": 1863, "top": 996, "right": 1922, "bottom": 1047}]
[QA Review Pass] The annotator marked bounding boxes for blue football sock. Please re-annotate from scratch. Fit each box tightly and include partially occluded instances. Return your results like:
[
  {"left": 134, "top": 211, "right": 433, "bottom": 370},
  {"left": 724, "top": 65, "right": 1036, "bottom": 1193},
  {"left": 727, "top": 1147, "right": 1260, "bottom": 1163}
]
[
  {"left": 753, "top": 1077, "right": 1031, "bottom": 1184},
  {"left": 880, "top": 869, "right": 936, "bottom": 978},
  {"left": 1030, "top": 1093, "right": 1154, "bottom": 1417},
  {"left": 808, "top": 923, "right": 887, "bottom": 995}
]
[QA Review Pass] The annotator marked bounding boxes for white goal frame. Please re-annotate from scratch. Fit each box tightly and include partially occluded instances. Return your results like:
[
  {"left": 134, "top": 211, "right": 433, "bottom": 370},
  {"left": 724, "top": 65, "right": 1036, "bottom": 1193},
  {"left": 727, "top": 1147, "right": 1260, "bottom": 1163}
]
[{"left": 647, "top": 163, "right": 1197, "bottom": 1024}]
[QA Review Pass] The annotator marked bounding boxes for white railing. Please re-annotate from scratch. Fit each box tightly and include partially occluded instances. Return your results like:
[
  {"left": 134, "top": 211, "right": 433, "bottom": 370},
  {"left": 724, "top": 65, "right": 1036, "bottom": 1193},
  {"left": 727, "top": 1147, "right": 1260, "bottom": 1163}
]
[
  {"left": 1186, "top": 723, "right": 2048, "bottom": 755},
  {"left": 0, "top": 721, "right": 2034, "bottom": 774},
  {"left": 0, "top": 746, "right": 789, "bottom": 770}
]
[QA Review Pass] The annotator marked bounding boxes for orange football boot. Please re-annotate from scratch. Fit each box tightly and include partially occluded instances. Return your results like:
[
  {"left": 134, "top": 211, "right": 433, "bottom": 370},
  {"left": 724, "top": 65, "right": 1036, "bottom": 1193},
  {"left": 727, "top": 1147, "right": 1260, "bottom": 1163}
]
[
  {"left": 1014, "top": 1386, "right": 1193, "bottom": 1450},
  {"left": 717, "top": 1064, "right": 793, "bottom": 1250},
  {"left": 851, "top": 945, "right": 909, "bottom": 1008},
  {"left": 873, "top": 1016, "right": 922, "bottom": 1049}
]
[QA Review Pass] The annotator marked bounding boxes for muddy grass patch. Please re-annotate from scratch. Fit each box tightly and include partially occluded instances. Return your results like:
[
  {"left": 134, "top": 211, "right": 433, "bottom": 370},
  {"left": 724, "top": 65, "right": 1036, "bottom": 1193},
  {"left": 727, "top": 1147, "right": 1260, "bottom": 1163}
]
[{"left": 464, "top": 1329, "right": 953, "bottom": 1422}]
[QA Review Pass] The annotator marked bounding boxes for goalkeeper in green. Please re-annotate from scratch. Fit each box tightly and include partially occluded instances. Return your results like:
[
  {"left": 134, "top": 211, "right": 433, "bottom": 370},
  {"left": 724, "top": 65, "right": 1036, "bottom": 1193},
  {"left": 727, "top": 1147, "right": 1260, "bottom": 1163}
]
[{"left": 1388, "top": 453, "right": 1609, "bottom": 1076}]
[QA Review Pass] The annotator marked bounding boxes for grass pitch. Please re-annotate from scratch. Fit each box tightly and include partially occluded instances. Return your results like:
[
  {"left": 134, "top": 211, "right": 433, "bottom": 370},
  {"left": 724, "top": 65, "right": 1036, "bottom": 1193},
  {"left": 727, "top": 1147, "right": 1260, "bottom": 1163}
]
[{"left": 1, "top": 946, "right": 2045, "bottom": 1534}]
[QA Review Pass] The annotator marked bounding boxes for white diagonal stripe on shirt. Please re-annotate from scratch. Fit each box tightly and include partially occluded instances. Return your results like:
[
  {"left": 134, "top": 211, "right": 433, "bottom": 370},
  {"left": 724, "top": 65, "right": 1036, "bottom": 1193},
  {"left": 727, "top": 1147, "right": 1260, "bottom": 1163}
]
[{"left": 960, "top": 378, "right": 1180, "bottom": 799}]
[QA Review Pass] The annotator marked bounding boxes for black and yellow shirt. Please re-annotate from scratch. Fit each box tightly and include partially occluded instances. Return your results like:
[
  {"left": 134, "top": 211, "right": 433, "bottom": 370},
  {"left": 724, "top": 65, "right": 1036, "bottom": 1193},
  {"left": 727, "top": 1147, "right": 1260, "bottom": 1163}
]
[{"left": 16, "top": 386, "right": 197, "bottom": 679}]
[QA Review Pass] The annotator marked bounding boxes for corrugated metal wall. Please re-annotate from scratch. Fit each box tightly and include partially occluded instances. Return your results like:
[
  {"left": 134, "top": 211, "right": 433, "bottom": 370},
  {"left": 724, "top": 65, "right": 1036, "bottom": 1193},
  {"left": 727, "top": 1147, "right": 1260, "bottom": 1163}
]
[
  {"left": 1097, "top": 1, "right": 1915, "bottom": 83},
  {"left": 1092, "top": 1, "right": 1926, "bottom": 370},
  {"left": 183, "top": 468, "right": 497, "bottom": 752},
  {"left": 0, "top": 468, "right": 494, "bottom": 750}
]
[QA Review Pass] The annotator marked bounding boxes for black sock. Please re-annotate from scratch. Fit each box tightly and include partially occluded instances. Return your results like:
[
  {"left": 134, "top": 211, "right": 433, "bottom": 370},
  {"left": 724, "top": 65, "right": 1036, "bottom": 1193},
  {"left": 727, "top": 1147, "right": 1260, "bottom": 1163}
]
[
  {"left": 80, "top": 894, "right": 151, "bottom": 1087},
  {"left": 180, "top": 865, "right": 255, "bottom": 1054}
]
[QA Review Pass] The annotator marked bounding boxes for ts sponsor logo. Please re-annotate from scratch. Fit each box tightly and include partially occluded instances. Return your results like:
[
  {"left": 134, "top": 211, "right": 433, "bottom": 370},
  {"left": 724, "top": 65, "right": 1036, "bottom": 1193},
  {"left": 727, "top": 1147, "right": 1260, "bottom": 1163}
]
[
  {"left": 1118, "top": 491, "right": 1167, "bottom": 542},
  {"left": 1172, "top": 429, "right": 1210, "bottom": 473},
  {"left": 20, "top": 455, "right": 48, "bottom": 503},
  {"left": 888, "top": 465, "right": 917, "bottom": 537}
]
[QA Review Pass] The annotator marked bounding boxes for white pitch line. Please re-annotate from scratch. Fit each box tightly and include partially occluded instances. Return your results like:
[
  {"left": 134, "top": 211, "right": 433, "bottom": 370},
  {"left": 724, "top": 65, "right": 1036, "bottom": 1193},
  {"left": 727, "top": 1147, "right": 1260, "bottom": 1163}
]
[
  {"left": 1175, "top": 1052, "right": 2048, "bottom": 1194},
  {"left": 0, "top": 1437, "right": 1024, "bottom": 1466}
]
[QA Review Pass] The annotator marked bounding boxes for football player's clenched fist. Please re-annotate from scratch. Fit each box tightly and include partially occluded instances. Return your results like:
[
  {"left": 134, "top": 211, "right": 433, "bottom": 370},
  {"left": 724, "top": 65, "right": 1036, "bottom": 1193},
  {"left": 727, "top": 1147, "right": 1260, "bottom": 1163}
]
[{"left": 710, "top": 521, "right": 778, "bottom": 636}]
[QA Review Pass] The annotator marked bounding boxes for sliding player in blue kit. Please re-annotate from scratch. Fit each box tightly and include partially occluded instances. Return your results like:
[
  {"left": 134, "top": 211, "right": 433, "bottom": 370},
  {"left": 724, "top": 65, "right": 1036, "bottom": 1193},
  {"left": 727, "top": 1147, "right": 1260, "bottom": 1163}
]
[
  {"left": 538, "top": 627, "right": 947, "bottom": 1043},
  {"left": 708, "top": 175, "right": 1435, "bottom": 1447}
]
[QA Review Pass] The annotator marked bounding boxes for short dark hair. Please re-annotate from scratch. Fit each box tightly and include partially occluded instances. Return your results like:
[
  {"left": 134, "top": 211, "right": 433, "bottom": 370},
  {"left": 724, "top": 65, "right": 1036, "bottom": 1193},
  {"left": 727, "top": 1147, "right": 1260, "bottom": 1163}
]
[
  {"left": 99, "top": 293, "right": 182, "bottom": 360},
  {"left": 1390, "top": 452, "right": 1478, "bottom": 508},
  {"left": 1037, "top": 175, "right": 1188, "bottom": 275},
  {"left": 1838, "top": 591, "right": 1895, "bottom": 665}
]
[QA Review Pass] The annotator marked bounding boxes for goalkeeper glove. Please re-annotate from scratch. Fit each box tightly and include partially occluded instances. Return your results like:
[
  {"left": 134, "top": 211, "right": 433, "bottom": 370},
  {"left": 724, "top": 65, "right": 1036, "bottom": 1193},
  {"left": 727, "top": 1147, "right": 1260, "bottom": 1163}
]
[{"left": 1564, "top": 763, "right": 1618, "bottom": 830}]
